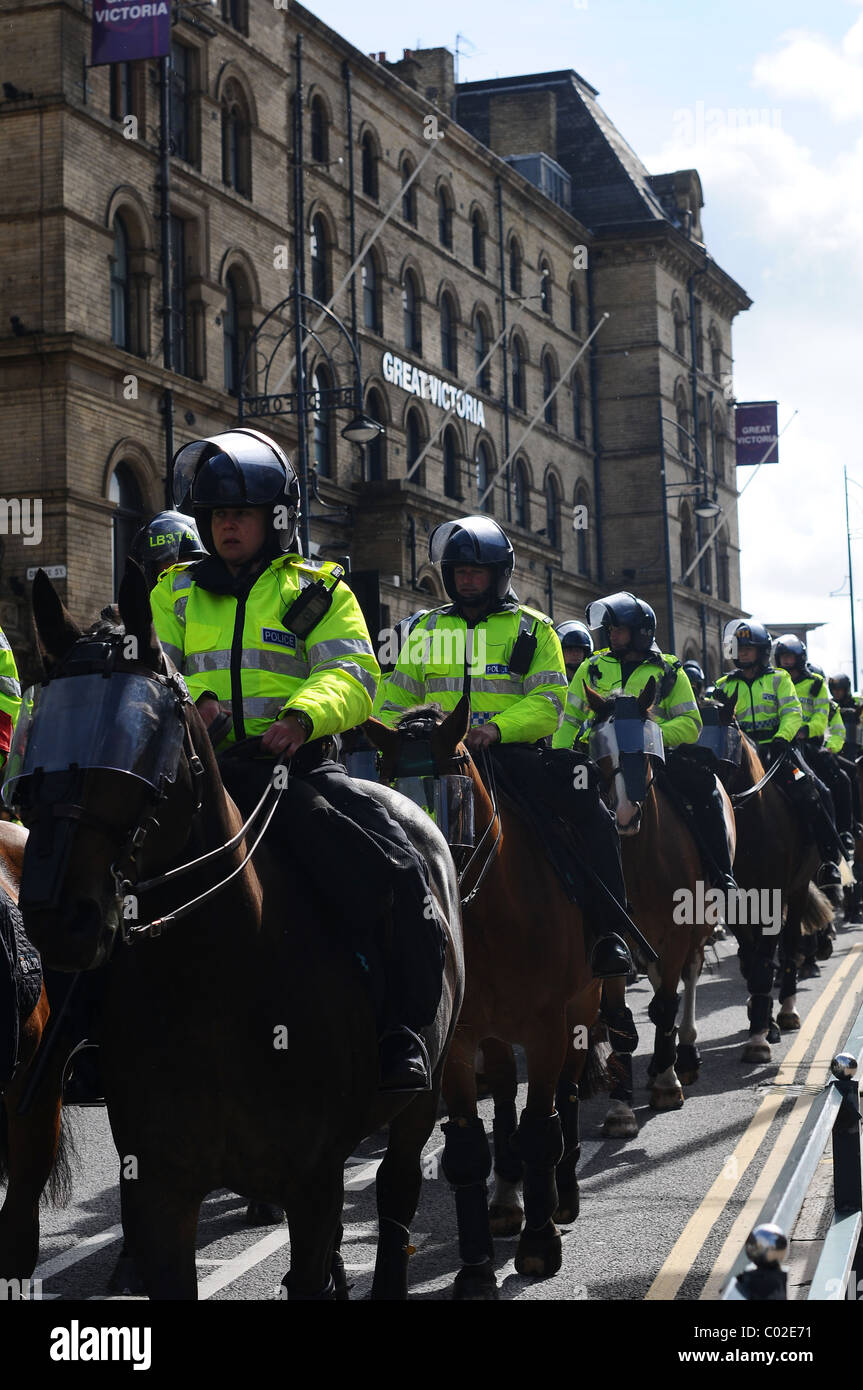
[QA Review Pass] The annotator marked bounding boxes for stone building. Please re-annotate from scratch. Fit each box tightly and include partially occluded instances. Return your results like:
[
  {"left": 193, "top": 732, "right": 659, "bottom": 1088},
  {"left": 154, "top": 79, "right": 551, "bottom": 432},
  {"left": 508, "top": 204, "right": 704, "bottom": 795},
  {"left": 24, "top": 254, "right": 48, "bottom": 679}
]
[{"left": 0, "top": 0, "right": 750, "bottom": 686}]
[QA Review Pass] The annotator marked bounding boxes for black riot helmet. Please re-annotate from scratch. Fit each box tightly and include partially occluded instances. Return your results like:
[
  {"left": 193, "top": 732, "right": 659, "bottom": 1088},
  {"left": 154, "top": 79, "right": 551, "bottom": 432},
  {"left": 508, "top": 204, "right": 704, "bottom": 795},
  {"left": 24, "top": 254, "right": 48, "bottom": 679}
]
[
  {"left": 723, "top": 618, "right": 772, "bottom": 666},
  {"left": 555, "top": 621, "right": 594, "bottom": 655},
  {"left": 830, "top": 673, "right": 853, "bottom": 700},
  {"left": 586, "top": 591, "right": 657, "bottom": 654},
  {"left": 773, "top": 633, "right": 807, "bottom": 674},
  {"left": 130, "top": 511, "right": 207, "bottom": 589},
  {"left": 429, "top": 515, "right": 515, "bottom": 604},
  {"left": 682, "top": 660, "right": 705, "bottom": 693},
  {"left": 171, "top": 428, "right": 301, "bottom": 558}
]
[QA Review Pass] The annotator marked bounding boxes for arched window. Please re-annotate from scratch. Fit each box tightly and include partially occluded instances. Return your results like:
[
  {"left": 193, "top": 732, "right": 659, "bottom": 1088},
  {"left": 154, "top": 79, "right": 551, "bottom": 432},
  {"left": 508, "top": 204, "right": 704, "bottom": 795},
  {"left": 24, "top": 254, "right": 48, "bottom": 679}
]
[
  {"left": 673, "top": 296, "right": 686, "bottom": 356},
  {"left": 545, "top": 473, "right": 561, "bottom": 548},
  {"left": 509, "top": 237, "right": 522, "bottom": 294},
  {"left": 361, "top": 131, "right": 378, "bottom": 199},
  {"left": 476, "top": 440, "right": 494, "bottom": 514},
  {"left": 569, "top": 281, "right": 580, "bottom": 334},
  {"left": 474, "top": 312, "right": 490, "bottom": 393},
  {"left": 401, "top": 158, "right": 416, "bottom": 224},
  {"left": 110, "top": 216, "right": 131, "bottom": 351},
  {"left": 511, "top": 336, "right": 525, "bottom": 410},
  {"left": 109, "top": 462, "right": 147, "bottom": 599},
  {"left": 362, "top": 252, "right": 381, "bottom": 333},
  {"left": 572, "top": 372, "right": 584, "bottom": 440},
  {"left": 443, "top": 426, "right": 459, "bottom": 499},
  {"left": 221, "top": 0, "right": 248, "bottom": 32},
  {"left": 221, "top": 79, "right": 251, "bottom": 197},
  {"left": 540, "top": 260, "right": 552, "bottom": 315},
  {"left": 440, "top": 292, "right": 457, "bottom": 373},
  {"left": 438, "top": 186, "right": 453, "bottom": 250},
  {"left": 542, "top": 353, "right": 557, "bottom": 429},
  {"left": 575, "top": 485, "right": 590, "bottom": 575},
  {"left": 514, "top": 457, "right": 530, "bottom": 528},
  {"left": 312, "top": 365, "right": 333, "bottom": 478},
  {"left": 405, "top": 407, "right": 425, "bottom": 487},
  {"left": 310, "top": 95, "right": 328, "bottom": 164},
  {"left": 471, "top": 210, "right": 485, "bottom": 271},
  {"left": 364, "top": 388, "right": 385, "bottom": 480},
  {"left": 402, "top": 271, "right": 420, "bottom": 353},
  {"left": 310, "top": 214, "right": 328, "bottom": 303},
  {"left": 699, "top": 539, "right": 712, "bottom": 594},
  {"left": 679, "top": 501, "right": 695, "bottom": 587}
]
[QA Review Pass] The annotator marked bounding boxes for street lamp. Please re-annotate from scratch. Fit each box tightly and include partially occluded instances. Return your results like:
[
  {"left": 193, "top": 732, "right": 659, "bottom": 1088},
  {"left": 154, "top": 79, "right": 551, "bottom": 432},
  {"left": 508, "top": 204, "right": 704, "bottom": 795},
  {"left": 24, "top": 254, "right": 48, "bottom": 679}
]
[{"left": 341, "top": 413, "right": 383, "bottom": 446}]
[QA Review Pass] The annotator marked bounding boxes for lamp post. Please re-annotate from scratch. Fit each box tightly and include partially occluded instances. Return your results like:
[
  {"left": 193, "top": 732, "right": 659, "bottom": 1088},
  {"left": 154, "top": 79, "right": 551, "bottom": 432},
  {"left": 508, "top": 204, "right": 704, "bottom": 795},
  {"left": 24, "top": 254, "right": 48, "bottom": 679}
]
[
  {"left": 658, "top": 407, "right": 721, "bottom": 660},
  {"left": 845, "top": 466, "right": 860, "bottom": 690}
]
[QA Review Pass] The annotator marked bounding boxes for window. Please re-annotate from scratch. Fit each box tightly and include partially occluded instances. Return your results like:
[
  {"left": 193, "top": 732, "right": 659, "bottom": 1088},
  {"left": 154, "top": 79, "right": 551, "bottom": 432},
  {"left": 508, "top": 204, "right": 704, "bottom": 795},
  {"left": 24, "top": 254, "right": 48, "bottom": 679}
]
[
  {"left": 673, "top": 297, "right": 686, "bottom": 356},
  {"left": 699, "top": 540, "right": 712, "bottom": 594},
  {"left": 312, "top": 365, "right": 333, "bottom": 478},
  {"left": 540, "top": 261, "right": 552, "bottom": 315},
  {"left": 365, "top": 389, "right": 385, "bottom": 480},
  {"left": 698, "top": 412, "right": 709, "bottom": 478},
  {"left": 109, "top": 463, "right": 147, "bottom": 600},
  {"left": 694, "top": 300, "right": 704, "bottom": 369},
  {"left": 403, "top": 271, "right": 420, "bottom": 353},
  {"left": 310, "top": 214, "right": 328, "bottom": 303},
  {"left": 572, "top": 372, "right": 584, "bottom": 440},
  {"left": 310, "top": 96, "right": 328, "bottom": 164},
  {"left": 110, "top": 63, "right": 133, "bottom": 122},
  {"left": 443, "top": 426, "right": 459, "bottom": 499},
  {"left": 713, "top": 413, "right": 726, "bottom": 482},
  {"left": 545, "top": 474, "right": 561, "bottom": 548},
  {"left": 511, "top": 336, "right": 525, "bottom": 410},
  {"left": 509, "top": 237, "right": 522, "bottom": 294},
  {"left": 476, "top": 440, "right": 493, "bottom": 513},
  {"left": 542, "top": 354, "right": 557, "bottom": 429},
  {"left": 471, "top": 210, "right": 485, "bottom": 271},
  {"left": 222, "top": 80, "right": 251, "bottom": 197},
  {"left": 440, "top": 292, "right": 457, "bottom": 373},
  {"left": 361, "top": 131, "right": 378, "bottom": 198},
  {"left": 710, "top": 329, "right": 722, "bottom": 380},
  {"left": 569, "top": 282, "right": 580, "bottom": 334},
  {"left": 362, "top": 252, "right": 380, "bottom": 333},
  {"left": 438, "top": 186, "right": 453, "bottom": 250},
  {"left": 676, "top": 391, "right": 691, "bottom": 460},
  {"left": 221, "top": 0, "right": 247, "bottom": 31},
  {"left": 168, "top": 215, "right": 190, "bottom": 376},
  {"left": 223, "top": 270, "right": 239, "bottom": 394},
  {"left": 110, "top": 217, "right": 131, "bottom": 351},
  {"left": 514, "top": 458, "right": 529, "bottom": 528},
  {"left": 575, "top": 486, "right": 590, "bottom": 575},
  {"left": 474, "top": 314, "right": 490, "bottom": 393},
  {"left": 401, "top": 159, "right": 416, "bottom": 224},
  {"left": 170, "top": 42, "right": 193, "bottom": 164},
  {"left": 405, "top": 408, "right": 425, "bottom": 487}
]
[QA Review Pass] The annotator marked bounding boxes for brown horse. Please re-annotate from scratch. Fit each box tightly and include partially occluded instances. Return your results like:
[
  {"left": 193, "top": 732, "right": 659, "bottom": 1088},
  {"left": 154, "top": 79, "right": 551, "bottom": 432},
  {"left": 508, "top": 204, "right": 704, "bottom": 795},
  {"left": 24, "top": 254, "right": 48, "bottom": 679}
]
[
  {"left": 367, "top": 697, "right": 602, "bottom": 1301},
  {"left": 582, "top": 681, "right": 731, "bottom": 1137},
  {"left": 12, "top": 566, "right": 464, "bottom": 1300},
  {"left": 0, "top": 820, "right": 75, "bottom": 1282}
]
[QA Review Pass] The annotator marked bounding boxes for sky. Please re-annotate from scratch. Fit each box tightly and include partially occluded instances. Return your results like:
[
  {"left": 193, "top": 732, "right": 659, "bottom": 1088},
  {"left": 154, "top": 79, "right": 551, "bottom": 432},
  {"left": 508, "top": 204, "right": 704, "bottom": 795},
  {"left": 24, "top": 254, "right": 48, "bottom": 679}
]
[{"left": 312, "top": 0, "right": 863, "bottom": 680}]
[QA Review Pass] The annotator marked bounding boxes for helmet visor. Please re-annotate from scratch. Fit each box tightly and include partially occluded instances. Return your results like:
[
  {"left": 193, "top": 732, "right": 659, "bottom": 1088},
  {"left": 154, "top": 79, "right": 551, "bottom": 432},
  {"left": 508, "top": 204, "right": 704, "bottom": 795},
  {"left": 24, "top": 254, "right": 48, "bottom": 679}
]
[
  {"left": 173, "top": 433, "right": 288, "bottom": 509},
  {"left": 429, "top": 516, "right": 512, "bottom": 566}
]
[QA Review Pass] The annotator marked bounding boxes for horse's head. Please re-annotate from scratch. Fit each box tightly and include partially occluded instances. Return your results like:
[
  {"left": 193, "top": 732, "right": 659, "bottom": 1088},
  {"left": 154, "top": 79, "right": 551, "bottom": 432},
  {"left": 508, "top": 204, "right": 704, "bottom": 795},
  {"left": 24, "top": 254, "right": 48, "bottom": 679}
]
[
  {"left": 585, "top": 678, "right": 663, "bottom": 835},
  {"left": 9, "top": 565, "right": 206, "bottom": 971},
  {"left": 365, "top": 696, "right": 475, "bottom": 848},
  {"left": 698, "top": 689, "right": 747, "bottom": 788}
]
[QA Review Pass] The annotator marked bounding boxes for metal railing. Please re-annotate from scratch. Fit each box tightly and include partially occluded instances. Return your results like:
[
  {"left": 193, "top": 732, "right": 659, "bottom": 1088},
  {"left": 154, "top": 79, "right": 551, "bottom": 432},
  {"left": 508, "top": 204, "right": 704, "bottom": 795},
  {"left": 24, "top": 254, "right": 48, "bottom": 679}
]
[{"left": 721, "top": 998, "right": 863, "bottom": 1300}]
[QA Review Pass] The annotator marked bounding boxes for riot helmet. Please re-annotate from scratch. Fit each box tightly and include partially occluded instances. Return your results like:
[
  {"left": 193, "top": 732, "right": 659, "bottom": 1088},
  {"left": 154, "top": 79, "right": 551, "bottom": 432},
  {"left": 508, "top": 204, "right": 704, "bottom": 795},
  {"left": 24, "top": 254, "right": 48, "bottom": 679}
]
[
  {"left": 773, "top": 633, "right": 807, "bottom": 676},
  {"left": 171, "top": 428, "right": 301, "bottom": 558},
  {"left": 429, "top": 515, "right": 515, "bottom": 605},
  {"left": 830, "top": 673, "right": 853, "bottom": 701},
  {"left": 586, "top": 592, "right": 656, "bottom": 654},
  {"left": 130, "top": 511, "right": 207, "bottom": 589},
  {"left": 723, "top": 619, "right": 772, "bottom": 666},
  {"left": 682, "top": 660, "right": 706, "bottom": 694}
]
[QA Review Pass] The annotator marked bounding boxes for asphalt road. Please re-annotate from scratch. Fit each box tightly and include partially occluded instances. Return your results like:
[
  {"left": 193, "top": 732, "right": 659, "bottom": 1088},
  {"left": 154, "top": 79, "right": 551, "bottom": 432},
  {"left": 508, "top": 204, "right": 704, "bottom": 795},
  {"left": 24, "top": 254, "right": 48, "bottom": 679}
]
[{"left": 23, "top": 914, "right": 863, "bottom": 1304}]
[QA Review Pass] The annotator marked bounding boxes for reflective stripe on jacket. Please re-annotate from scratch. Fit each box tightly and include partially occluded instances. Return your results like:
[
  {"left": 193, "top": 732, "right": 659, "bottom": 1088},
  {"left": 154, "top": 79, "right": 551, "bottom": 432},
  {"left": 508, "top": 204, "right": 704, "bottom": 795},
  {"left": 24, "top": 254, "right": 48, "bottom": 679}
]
[
  {"left": 714, "top": 666, "right": 802, "bottom": 744},
  {"left": 553, "top": 648, "right": 700, "bottom": 750},
  {"left": 151, "top": 555, "right": 379, "bottom": 742},
  {"left": 374, "top": 603, "right": 567, "bottom": 743}
]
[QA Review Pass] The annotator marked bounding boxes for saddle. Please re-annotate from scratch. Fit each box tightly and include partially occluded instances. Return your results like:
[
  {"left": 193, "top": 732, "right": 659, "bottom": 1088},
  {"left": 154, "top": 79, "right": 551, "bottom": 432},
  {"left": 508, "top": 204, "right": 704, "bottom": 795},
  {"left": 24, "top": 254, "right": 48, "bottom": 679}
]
[{"left": 0, "top": 885, "right": 42, "bottom": 1087}]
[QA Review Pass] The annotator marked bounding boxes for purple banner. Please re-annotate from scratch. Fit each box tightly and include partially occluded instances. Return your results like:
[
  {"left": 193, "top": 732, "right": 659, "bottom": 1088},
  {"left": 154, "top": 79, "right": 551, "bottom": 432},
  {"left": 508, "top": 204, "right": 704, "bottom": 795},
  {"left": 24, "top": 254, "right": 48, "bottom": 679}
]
[
  {"left": 91, "top": 0, "right": 171, "bottom": 66},
  {"left": 735, "top": 400, "right": 779, "bottom": 467}
]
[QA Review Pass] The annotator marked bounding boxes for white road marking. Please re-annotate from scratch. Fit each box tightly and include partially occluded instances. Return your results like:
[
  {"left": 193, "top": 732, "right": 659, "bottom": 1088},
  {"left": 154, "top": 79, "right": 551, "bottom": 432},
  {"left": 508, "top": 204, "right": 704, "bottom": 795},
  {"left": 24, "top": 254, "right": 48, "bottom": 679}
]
[
  {"left": 36, "top": 1224, "right": 123, "bottom": 1281},
  {"left": 198, "top": 1227, "right": 292, "bottom": 1300}
]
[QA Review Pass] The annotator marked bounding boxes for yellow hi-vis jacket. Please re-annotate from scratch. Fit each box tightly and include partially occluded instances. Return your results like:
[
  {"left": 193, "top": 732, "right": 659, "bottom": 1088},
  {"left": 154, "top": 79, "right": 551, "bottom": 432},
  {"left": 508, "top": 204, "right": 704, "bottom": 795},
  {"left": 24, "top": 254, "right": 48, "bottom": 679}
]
[
  {"left": 827, "top": 699, "right": 846, "bottom": 754},
  {"left": 151, "top": 555, "right": 379, "bottom": 743},
  {"left": 0, "top": 626, "right": 21, "bottom": 766},
  {"left": 373, "top": 603, "right": 568, "bottom": 743},
  {"left": 790, "top": 671, "right": 830, "bottom": 741},
  {"left": 553, "top": 647, "right": 701, "bottom": 750},
  {"left": 714, "top": 665, "right": 802, "bottom": 744}
]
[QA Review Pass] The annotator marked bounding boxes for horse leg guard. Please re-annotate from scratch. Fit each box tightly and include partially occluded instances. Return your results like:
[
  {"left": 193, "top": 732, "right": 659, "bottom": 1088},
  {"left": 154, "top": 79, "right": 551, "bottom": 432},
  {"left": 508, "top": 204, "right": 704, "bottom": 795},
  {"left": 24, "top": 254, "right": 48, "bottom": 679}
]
[
  {"left": 554, "top": 1082, "right": 581, "bottom": 1223},
  {"left": 370, "top": 1217, "right": 410, "bottom": 1302},
  {"left": 492, "top": 1100, "right": 521, "bottom": 1183},
  {"left": 511, "top": 1111, "right": 563, "bottom": 1279},
  {"left": 647, "top": 992, "right": 679, "bottom": 1079},
  {"left": 603, "top": 1002, "right": 639, "bottom": 1055},
  {"left": 441, "top": 1118, "right": 497, "bottom": 1300},
  {"left": 743, "top": 990, "right": 774, "bottom": 1060}
]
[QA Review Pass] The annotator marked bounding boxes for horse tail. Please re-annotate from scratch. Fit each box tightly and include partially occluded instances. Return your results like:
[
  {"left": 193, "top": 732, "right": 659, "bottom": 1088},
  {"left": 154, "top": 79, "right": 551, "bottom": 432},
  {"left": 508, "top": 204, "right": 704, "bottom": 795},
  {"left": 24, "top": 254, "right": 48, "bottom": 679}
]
[
  {"left": 579, "top": 1034, "right": 613, "bottom": 1100},
  {"left": 802, "top": 883, "right": 834, "bottom": 937},
  {"left": 0, "top": 1093, "right": 76, "bottom": 1206}
]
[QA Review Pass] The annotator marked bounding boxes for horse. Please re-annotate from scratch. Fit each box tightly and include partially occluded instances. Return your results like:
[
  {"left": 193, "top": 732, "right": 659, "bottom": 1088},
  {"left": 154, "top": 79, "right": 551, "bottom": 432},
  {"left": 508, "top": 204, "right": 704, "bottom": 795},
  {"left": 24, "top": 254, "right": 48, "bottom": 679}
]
[
  {"left": 709, "top": 691, "right": 826, "bottom": 1059},
  {"left": 366, "top": 698, "right": 602, "bottom": 1301},
  {"left": 582, "top": 680, "right": 733, "bottom": 1137},
  {"left": 0, "top": 820, "right": 75, "bottom": 1281},
  {"left": 12, "top": 565, "right": 464, "bottom": 1300}
]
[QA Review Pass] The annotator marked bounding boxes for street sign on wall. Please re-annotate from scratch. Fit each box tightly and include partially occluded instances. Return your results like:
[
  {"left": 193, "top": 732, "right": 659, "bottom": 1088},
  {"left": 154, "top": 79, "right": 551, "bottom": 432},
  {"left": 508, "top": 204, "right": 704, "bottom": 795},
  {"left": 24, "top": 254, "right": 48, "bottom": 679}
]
[
  {"left": 91, "top": 0, "right": 171, "bottom": 66},
  {"left": 735, "top": 401, "right": 779, "bottom": 467}
]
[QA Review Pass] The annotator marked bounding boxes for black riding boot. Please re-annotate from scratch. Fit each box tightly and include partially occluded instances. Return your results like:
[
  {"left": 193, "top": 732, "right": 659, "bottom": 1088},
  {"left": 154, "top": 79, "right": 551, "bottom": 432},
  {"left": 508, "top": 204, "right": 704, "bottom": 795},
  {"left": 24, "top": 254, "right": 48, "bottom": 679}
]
[
  {"left": 577, "top": 810, "right": 634, "bottom": 979},
  {"left": 690, "top": 788, "right": 738, "bottom": 897}
]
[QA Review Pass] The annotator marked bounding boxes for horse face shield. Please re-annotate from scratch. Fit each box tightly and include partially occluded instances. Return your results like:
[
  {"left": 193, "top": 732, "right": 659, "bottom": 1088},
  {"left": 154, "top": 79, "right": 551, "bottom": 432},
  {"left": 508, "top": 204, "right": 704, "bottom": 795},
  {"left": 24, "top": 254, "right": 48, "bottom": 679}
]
[
  {"left": 590, "top": 697, "right": 665, "bottom": 832},
  {"left": 697, "top": 706, "right": 743, "bottom": 766}
]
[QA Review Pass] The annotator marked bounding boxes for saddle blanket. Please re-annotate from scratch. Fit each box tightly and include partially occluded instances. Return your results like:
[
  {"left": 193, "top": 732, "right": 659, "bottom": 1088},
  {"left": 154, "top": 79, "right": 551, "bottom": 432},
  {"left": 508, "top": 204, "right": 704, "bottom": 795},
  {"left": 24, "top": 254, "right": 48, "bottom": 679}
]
[{"left": 0, "top": 885, "right": 42, "bottom": 1086}]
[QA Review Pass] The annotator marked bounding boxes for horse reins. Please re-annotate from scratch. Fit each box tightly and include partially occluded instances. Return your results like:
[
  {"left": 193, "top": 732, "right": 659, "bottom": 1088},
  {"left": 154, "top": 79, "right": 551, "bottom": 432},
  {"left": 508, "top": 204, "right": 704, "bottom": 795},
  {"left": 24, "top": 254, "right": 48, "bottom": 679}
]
[
  {"left": 458, "top": 746, "right": 503, "bottom": 908},
  {"left": 729, "top": 740, "right": 789, "bottom": 806}
]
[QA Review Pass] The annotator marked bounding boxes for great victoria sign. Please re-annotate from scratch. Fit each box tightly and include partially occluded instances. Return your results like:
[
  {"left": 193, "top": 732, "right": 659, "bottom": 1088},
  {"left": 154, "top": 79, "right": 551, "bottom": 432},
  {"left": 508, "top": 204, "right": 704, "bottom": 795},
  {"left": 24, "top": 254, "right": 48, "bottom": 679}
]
[{"left": 381, "top": 353, "right": 486, "bottom": 428}]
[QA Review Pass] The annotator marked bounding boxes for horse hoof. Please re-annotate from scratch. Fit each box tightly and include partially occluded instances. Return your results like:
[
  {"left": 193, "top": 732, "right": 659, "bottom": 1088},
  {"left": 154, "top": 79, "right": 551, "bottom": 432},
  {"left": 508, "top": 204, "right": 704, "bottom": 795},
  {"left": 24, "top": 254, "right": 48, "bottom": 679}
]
[
  {"left": 676, "top": 1070, "right": 699, "bottom": 1087},
  {"left": 489, "top": 1203, "right": 523, "bottom": 1238},
  {"left": 778, "top": 1010, "right": 801, "bottom": 1031},
  {"left": 799, "top": 960, "right": 821, "bottom": 981},
  {"left": 767, "top": 1021, "right": 781, "bottom": 1044},
  {"left": 108, "top": 1253, "right": 146, "bottom": 1297},
  {"left": 553, "top": 1192, "right": 580, "bottom": 1224},
  {"left": 742, "top": 1040, "right": 771, "bottom": 1063},
  {"left": 245, "top": 1202, "right": 286, "bottom": 1226},
  {"left": 453, "top": 1262, "right": 498, "bottom": 1301},
  {"left": 602, "top": 1111, "right": 638, "bottom": 1138},
  {"left": 649, "top": 1087, "right": 684, "bottom": 1111},
  {"left": 515, "top": 1223, "right": 562, "bottom": 1278}
]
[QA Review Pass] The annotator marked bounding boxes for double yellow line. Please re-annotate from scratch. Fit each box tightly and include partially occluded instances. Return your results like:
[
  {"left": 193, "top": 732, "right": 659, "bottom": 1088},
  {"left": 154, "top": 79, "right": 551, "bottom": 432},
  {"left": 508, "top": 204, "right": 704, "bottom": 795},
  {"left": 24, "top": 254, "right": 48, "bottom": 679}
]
[{"left": 645, "top": 941, "right": 863, "bottom": 1301}]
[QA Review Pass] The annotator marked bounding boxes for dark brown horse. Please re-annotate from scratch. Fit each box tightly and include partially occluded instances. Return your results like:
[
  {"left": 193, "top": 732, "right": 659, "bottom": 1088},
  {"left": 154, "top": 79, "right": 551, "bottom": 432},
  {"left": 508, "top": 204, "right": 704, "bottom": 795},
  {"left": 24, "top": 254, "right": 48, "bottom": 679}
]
[
  {"left": 12, "top": 566, "right": 464, "bottom": 1300},
  {"left": 367, "top": 698, "right": 602, "bottom": 1301},
  {"left": 582, "top": 681, "right": 729, "bottom": 1137}
]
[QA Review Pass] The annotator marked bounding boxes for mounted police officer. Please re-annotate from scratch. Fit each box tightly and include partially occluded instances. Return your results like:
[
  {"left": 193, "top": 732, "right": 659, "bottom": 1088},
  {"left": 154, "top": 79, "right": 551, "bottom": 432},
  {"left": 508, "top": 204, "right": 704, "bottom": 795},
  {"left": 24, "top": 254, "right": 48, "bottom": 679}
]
[
  {"left": 555, "top": 621, "right": 594, "bottom": 683},
  {"left": 375, "top": 515, "right": 634, "bottom": 979},
  {"left": 130, "top": 510, "right": 208, "bottom": 591},
  {"left": 150, "top": 428, "right": 444, "bottom": 1093},
  {"left": 682, "top": 660, "right": 706, "bottom": 701},
  {"left": 715, "top": 621, "right": 843, "bottom": 897},
  {"left": 0, "top": 625, "right": 21, "bottom": 777},
  {"left": 829, "top": 673, "right": 863, "bottom": 764},
  {"left": 555, "top": 592, "right": 737, "bottom": 898}
]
